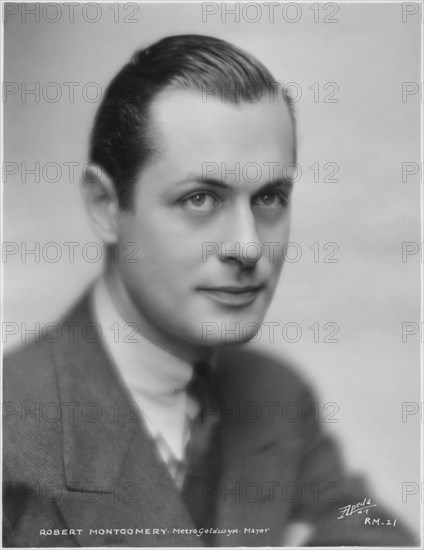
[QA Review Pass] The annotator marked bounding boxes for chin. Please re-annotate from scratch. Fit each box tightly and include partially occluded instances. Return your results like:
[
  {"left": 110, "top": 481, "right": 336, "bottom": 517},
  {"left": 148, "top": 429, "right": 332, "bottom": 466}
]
[{"left": 194, "top": 313, "right": 266, "bottom": 347}]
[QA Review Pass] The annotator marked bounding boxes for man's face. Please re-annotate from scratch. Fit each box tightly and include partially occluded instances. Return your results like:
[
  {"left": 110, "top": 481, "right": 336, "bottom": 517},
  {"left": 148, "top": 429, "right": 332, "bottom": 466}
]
[{"left": 114, "top": 87, "right": 295, "bottom": 351}]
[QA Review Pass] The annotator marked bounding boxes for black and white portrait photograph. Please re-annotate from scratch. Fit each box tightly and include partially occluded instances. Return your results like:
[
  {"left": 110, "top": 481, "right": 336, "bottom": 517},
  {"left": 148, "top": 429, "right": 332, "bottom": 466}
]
[{"left": 2, "top": 1, "right": 422, "bottom": 547}]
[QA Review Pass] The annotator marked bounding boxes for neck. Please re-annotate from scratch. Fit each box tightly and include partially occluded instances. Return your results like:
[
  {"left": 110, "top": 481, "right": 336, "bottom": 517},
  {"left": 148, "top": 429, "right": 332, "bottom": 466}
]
[{"left": 102, "top": 267, "right": 216, "bottom": 366}]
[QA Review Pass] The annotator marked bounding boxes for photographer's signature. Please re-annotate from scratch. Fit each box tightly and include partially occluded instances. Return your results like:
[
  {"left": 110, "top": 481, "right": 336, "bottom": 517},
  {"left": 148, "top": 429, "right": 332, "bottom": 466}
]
[{"left": 337, "top": 497, "right": 377, "bottom": 519}]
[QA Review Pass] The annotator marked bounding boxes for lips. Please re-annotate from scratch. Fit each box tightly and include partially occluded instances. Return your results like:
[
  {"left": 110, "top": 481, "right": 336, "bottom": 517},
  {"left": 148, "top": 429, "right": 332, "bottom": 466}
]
[{"left": 198, "top": 285, "right": 264, "bottom": 306}]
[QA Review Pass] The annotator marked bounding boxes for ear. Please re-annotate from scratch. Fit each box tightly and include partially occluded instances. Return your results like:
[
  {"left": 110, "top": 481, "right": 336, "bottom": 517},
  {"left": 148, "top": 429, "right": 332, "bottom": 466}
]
[{"left": 80, "top": 164, "right": 119, "bottom": 245}]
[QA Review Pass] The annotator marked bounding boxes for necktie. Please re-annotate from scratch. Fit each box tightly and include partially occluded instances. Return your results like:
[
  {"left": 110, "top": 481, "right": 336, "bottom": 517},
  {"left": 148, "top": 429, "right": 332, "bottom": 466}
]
[{"left": 181, "top": 362, "right": 221, "bottom": 533}]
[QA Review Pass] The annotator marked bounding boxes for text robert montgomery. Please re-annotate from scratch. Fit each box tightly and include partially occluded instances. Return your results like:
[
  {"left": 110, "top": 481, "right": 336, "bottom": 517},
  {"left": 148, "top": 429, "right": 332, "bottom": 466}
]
[{"left": 40, "top": 527, "right": 269, "bottom": 537}]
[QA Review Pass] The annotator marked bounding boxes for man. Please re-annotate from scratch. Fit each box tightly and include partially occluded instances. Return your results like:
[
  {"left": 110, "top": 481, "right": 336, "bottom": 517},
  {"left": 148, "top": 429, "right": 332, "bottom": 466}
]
[{"left": 3, "top": 35, "right": 415, "bottom": 547}]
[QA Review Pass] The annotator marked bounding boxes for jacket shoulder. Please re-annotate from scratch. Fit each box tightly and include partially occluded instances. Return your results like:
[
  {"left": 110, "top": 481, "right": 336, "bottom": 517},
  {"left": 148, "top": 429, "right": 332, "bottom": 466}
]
[
  {"left": 3, "top": 292, "right": 93, "bottom": 402},
  {"left": 4, "top": 338, "right": 57, "bottom": 402},
  {"left": 216, "top": 344, "right": 314, "bottom": 403}
]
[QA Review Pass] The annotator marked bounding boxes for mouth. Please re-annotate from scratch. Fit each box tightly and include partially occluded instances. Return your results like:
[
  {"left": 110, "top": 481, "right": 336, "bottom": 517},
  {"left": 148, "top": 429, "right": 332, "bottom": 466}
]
[{"left": 198, "top": 285, "right": 264, "bottom": 306}]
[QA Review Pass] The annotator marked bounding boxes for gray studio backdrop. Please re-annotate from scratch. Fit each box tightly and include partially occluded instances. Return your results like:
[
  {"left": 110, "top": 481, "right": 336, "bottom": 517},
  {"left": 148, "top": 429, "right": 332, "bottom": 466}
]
[{"left": 3, "top": 1, "right": 421, "bottom": 535}]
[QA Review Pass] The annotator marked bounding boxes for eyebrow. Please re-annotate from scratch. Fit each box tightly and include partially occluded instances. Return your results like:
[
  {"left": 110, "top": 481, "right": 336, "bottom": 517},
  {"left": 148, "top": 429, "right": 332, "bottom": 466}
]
[{"left": 176, "top": 175, "right": 293, "bottom": 192}]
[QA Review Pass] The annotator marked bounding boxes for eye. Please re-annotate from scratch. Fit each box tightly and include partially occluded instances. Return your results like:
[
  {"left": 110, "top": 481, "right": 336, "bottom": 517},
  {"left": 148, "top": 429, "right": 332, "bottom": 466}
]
[
  {"left": 182, "top": 192, "right": 218, "bottom": 213},
  {"left": 253, "top": 191, "right": 288, "bottom": 210}
]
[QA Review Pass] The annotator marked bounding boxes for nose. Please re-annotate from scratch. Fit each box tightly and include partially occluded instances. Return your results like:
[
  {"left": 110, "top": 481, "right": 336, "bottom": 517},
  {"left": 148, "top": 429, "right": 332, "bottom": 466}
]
[{"left": 219, "top": 202, "right": 262, "bottom": 268}]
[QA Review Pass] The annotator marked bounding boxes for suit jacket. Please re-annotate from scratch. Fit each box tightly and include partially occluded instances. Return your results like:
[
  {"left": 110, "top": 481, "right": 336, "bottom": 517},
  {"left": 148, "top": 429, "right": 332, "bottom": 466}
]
[{"left": 3, "top": 293, "right": 416, "bottom": 547}]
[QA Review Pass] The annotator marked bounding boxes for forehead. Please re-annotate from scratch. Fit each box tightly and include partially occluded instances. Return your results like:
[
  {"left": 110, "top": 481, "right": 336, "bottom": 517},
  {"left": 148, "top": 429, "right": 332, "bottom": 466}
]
[{"left": 147, "top": 87, "right": 295, "bottom": 177}]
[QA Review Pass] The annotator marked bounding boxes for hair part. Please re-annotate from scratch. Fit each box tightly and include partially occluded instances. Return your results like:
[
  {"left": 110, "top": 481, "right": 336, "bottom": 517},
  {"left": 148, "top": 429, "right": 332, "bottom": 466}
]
[{"left": 89, "top": 34, "right": 296, "bottom": 210}]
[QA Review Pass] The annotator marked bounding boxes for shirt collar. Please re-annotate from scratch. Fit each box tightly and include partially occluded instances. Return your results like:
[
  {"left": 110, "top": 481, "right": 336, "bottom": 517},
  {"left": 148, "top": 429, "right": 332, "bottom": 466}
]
[{"left": 91, "top": 277, "right": 195, "bottom": 460}]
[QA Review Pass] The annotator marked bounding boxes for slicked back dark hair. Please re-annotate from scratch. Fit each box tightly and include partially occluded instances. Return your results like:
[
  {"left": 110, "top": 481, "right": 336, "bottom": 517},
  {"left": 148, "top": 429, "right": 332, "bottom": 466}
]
[{"left": 89, "top": 34, "right": 295, "bottom": 210}]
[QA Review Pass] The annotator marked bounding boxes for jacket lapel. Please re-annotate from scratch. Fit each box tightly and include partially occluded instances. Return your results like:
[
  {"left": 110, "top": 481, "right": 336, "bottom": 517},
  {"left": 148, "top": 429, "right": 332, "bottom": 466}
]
[
  {"left": 213, "top": 348, "right": 297, "bottom": 547},
  {"left": 214, "top": 421, "right": 294, "bottom": 546},
  {"left": 52, "top": 295, "right": 199, "bottom": 546}
]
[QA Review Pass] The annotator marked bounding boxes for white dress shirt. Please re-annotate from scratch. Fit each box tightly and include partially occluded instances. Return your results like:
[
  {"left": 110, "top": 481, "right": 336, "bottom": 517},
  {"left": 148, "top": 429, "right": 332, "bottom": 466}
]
[{"left": 91, "top": 278, "right": 200, "bottom": 489}]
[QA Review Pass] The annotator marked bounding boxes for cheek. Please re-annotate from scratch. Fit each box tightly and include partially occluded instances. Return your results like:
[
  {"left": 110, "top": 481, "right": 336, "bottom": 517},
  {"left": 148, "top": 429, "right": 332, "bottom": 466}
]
[
  {"left": 260, "top": 217, "right": 291, "bottom": 263},
  {"left": 119, "top": 227, "right": 197, "bottom": 290},
  {"left": 133, "top": 205, "right": 202, "bottom": 254}
]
